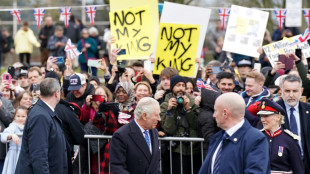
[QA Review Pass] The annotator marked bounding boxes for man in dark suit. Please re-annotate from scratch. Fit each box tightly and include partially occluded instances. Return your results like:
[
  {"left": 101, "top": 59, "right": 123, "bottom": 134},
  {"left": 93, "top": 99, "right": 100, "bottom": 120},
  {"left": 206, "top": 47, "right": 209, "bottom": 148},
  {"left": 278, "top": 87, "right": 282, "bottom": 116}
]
[
  {"left": 199, "top": 92, "right": 270, "bottom": 174},
  {"left": 15, "top": 78, "right": 68, "bottom": 174},
  {"left": 110, "top": 97, "right": 161, "bottom": 174},
  {"left": 277, "top": 75, "right": 310, "bottom": 174}
]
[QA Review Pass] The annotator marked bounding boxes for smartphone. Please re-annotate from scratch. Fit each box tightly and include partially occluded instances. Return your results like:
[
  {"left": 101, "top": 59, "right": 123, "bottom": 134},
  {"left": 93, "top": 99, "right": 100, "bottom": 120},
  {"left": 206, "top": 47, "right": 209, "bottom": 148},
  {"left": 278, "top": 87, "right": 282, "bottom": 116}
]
[
  {"left": 295, "top": 49, "right": 302, "bottom": 59},
  {"left": 307, "top": 57, "right": 310, "bottom": 74},
  {"left": 33, "top": 84, "right": 40, "bottom": 92},
  {"left": 88, "top": 59, "right": 101, "bottom": 68},
  {"left": 92, "top": 95, "right": 105, "bottom": 102},
  {"left": 55, "top": 57, "right": 64, "bottom": 64},
  {"left": 3, "top": 73, "right": 11, "bottom": 85},
  {"left": 144, "top": 60, "right": 153, "bottom": 71},
  {"left": 278, "top": 54, "right": 294, "bottom": 70},
  {"left": 211, "top": 66, "right": 223, "bottom": 74},
  {"left": 254, "top": 63, "right": 261, "bottom": 72},
  {"left": 117, "top": 49, "right": 126, "bottom": 55},
  {"left": 8, "top": 66, "right": 15, "bottom": 78}
]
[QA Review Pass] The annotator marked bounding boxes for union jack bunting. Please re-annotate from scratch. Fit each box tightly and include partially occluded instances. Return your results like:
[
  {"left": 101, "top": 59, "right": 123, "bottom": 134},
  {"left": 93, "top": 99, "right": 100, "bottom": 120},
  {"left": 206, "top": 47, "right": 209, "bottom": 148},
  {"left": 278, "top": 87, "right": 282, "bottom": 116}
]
[
  {"left": 303, "top": 9, "right": 310, "bottom": 30},
  {"left": 218, "top": 8, "right": 230, "bottom": 30},
  {"left": 85, "top": 6, "right": 96, "bottom": 26},
  {"left": 9, "top": 9, "right": 21, "bottom": 23},
  {"left": 65, "top": 39, "right": 81, "bottom": 59},
  {"left": 274, "top": 9, "right": 287, "bottom": 31},
  {"left": 60, "top": 7, "right": 72, "bottom": 28},
  {"left": 33, "top": 8, "right": 45, "bottom": 29}
]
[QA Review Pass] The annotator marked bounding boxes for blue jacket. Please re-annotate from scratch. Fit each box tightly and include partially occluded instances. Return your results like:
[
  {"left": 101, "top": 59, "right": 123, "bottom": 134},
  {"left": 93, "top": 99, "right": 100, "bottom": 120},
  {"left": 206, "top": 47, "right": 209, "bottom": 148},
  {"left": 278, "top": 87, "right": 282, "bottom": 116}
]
[
  {"left": 199, "top": 120, "right": 270, "bottom": 174},
  {"left": 15, "top": 99, "right": 68, "bottom": 174}
]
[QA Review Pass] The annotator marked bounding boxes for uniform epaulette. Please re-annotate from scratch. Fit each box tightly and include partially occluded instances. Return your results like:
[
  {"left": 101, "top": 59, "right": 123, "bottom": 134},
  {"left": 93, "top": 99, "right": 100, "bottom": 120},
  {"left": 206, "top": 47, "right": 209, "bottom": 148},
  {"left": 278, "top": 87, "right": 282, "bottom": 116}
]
[
  {"left": 260, "top": 128, "right": 265, "bottom": 132},
  {"left": 284, "top": 129, "right": 300, "bottom": 140}
]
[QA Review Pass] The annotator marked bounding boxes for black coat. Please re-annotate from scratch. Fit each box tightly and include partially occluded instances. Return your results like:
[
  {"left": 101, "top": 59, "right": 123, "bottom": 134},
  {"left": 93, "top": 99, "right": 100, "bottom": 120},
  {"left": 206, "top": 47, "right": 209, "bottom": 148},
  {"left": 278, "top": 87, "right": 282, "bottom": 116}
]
[
  {"left": 38, "top": 25, "right": 55, "bottom": 48},
  {"left": 15, "top": 99, "right": 68, "bottom": 174},
  {"left": 198, "top": 88, "right": 220, "bottom": 156},
  {"left": 109, "top": 121, "right": 161, "bottom": 174},
  {"left": 66, "top": 83, "right": 95, "bottom": 107},
  {"left": 277, "top": 100, "right": 310, "bottom": 174}
]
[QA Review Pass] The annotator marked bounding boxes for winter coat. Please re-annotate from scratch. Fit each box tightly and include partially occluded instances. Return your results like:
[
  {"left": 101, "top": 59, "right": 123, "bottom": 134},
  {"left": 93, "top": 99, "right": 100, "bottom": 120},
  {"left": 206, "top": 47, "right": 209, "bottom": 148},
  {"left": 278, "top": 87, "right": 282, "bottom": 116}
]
[
  {"left": 47, "top": 34, "right": 68, "bottom": 57},
  {"left": 66, "top": 83, "right": 95, "bottom": 107},
  {"left": 14, "top": 28, "right": 40, "bottom": 54},
  {"left": 77, "top": 37, "right": 97, "bottom": 64},
  {"left": 198, "top": 88, "right": 221, "bottom": 156}
]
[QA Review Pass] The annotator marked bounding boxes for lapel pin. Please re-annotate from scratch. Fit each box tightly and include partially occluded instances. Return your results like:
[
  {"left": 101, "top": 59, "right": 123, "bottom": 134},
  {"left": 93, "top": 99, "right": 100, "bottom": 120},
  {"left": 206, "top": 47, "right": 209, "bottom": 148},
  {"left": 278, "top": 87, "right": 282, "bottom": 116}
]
[
  {"left": 306, "top": 111, "right": 309, "bottom": 114},
  {"left": 233, "top": 138, "right": 237, "bottom": 142}
]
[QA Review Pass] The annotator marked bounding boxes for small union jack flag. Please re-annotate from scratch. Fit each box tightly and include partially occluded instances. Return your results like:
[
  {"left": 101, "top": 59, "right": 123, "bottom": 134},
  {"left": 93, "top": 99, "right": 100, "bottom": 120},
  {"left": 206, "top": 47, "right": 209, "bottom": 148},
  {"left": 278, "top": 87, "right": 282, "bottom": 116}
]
[
  {"left": 85, "top": 6, "right": 96, "bottom": 26},
  {"left": 303, "top": 9, "right": 310, "bottom": 30},
  {"left": 33, "top": 8, "right": 45, "bottom": 29},
  {"left": 274, "top": 9, "right": 287, "bottom": 31},
  {"left": 196, "top": 78, "right": 215, "bottom": 91},
  {"left": 60, "top": 7, "right": 72, "bottom": 28},
  {"left": 9, "top": 9, "right": 21, "bottom": 23},
  {"left": 218, "top": 8, "right": 230, "bottom": 30},
  {"left": 65, "top": 39, "right": 81, "bottom": 59}
]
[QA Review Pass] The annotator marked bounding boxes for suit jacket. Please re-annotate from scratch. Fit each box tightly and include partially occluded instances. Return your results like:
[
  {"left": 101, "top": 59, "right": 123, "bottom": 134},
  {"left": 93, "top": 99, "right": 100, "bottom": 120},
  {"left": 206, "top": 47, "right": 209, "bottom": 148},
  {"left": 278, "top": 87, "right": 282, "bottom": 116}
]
[
  {"left": 15, "top": 99, "right": 68, "bottom": 174},
  {"left": 199, "top": 120, "right": 270, "bottom": 174},
  {"left": 277, "top": 99, "right": 310, "bottom": 174},
  {"left": 109, "top": 120, "right": 161, "bottom": 174}
]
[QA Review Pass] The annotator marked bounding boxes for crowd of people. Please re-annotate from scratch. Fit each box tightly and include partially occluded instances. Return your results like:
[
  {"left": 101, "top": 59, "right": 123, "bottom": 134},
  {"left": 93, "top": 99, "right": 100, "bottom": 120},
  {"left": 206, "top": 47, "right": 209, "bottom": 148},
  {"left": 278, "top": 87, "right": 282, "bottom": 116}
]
[{"left": 0, "top": 14, "right": 309, "bottom": 174}]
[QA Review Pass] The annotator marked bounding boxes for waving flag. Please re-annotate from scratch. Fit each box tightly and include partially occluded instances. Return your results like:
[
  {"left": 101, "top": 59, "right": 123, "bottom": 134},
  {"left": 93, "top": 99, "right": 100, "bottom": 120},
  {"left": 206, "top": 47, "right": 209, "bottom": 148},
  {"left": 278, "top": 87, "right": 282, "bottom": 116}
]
[
  {"left": 60, "top": 7, "right": 72, "bottom": 28},
  {"left": 85, "top": 6, "right": 96, "bottom": 26},
  {"left": 274, "top": 9, "right": 286, "bottom": 31},
  {"left": 65, "top": 39, "right": 81, "bottom": 59},
  {"left": 303, "top": 9, "right": 310, "bottom": 30},
  {"left": 9, "top": 9, "right": 21, "bottom": 23},
  {"left": 218, "top": 8, "right": 230, "bottom": 30},
  {"left": 33, "top": 8, "right": 45, "bottom": 29},
  {"left": 196, "top": 78, "right": 215, "bottom": 91}
]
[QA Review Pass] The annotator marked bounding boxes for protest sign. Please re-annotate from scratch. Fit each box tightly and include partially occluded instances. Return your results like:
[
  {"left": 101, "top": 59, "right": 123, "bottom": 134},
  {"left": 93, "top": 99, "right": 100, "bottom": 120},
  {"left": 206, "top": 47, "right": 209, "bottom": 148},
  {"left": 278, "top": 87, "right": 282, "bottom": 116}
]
[
  {"left": 109, "top": 6, "right": 155, "bottom": 60},
  {"left": 153, "top": 23, "right": 200, "bottom": 77},
  {"left": 109, "top": 0, "right": 159, "bottom": 39},
  {"left": 263, "top": 36, "right": 310, "bottom": 67},
  {"left": 285, "top": 0, "right": 302, "bottom": 27},
  {"left": 223, "top": 5, "right": 269, "bottom": 58}
]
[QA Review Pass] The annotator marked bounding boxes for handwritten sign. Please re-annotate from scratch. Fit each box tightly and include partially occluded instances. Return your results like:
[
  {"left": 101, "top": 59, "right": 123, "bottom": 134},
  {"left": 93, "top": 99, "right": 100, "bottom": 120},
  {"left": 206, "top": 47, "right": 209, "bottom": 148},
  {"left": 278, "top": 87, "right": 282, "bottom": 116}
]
[
  {"left": 109, "top": 6, "right": 155, "bottom": 60},
  {"left": 263, "top": 36, "right": 310, "bottom": 67},
  {"left": 223, "top": 5, "right": 269, "bottom": 58},
  {"left": 285, "top": 0, "right": 302, "bottom": 27},
  {"left": 153, "top": 23, "right": 200, "bottom": 77}
]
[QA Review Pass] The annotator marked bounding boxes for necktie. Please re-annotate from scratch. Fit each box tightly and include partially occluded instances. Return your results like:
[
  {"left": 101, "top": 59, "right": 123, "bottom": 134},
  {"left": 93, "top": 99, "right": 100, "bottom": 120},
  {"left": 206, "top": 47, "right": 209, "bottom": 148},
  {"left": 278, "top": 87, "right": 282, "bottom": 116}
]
[
  {"left": 213, "top": 132, "right": 229, "bottom": 174},
  {"left": 143, "top": 130, "right": 151, "bottom": 152},
  {"left": 289, "top": 108, "right": 298, "bottom": 135}
]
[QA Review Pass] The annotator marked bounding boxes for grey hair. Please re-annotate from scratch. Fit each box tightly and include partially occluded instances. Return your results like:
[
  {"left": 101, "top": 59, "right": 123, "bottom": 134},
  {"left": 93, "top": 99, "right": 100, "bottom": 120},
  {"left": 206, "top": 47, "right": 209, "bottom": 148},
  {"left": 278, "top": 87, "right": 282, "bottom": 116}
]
[
  {"left": 40, "top": 78, "right": 60, "bottom": 97},
  {"left": 134, "top": 97, "right": 159, "bottom": 119},
  {"left": 55, "top": 26, "right": 63, "bottom": 32},
  {"left": 280, "top": 75, "right": 302, "bottom": 88},
  {"left": 81, "top": 28, "right": 89, "bottom": 34},
  {"left": 89, "top": 27, "right": 98, "bottom": 35}
]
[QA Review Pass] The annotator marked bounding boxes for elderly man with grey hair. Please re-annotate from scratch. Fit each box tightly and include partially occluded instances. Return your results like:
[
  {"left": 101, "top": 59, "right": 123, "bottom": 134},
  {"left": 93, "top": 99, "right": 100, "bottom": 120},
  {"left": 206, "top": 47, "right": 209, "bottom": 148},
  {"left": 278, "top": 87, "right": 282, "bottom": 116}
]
[
  {"left": 15, "top": 78, "right": 68, "bottom": 174},
  {"left": 277, "top": 74, "right": 310, "bottom": 173},
  {"left": 110, "top": 97, "right": 161, "bottom": 174}
]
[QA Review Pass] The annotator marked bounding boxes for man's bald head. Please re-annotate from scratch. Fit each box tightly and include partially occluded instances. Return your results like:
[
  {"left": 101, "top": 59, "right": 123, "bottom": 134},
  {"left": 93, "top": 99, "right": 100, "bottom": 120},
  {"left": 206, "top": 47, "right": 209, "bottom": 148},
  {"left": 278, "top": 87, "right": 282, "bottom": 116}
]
[{"left": 213, "top": 92, "right": 245, "bottom": 130}]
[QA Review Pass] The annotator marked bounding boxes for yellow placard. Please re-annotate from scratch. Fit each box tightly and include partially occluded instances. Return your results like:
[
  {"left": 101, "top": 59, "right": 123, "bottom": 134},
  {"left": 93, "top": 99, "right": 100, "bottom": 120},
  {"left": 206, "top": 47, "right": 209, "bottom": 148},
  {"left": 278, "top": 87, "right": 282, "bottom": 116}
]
[
  {"left": 153, "top": 23, "right": 200, "bottom": 77},
  {"left": 109, "top": 6, "right": 155, "bottom": 60}
]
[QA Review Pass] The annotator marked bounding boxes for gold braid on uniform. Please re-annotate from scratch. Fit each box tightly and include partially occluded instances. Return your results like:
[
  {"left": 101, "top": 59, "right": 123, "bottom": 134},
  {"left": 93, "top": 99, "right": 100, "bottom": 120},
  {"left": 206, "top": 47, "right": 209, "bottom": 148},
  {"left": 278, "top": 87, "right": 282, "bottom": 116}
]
[{"left": 284, "top": 129, "right": 300, "bottom": 140}]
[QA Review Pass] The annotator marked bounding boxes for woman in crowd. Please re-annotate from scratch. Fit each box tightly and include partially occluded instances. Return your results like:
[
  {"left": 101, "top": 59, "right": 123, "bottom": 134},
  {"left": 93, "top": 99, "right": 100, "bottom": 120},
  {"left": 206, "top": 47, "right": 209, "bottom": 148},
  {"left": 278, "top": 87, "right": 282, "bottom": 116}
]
[
  {"left": 13, "top": 91, "right": 32, "bottom": 109},
  {"left": 249, "top": 98, "right": 304, "bottom": 174},
  {"left": 77, "top": 28, "right": 98, "bottom": 76},
  {"left": 134, "top": 81, "right": 152, "bottom": 103},
  {"left": 1, "top": 106, "right": 28, "bottom": 174}
]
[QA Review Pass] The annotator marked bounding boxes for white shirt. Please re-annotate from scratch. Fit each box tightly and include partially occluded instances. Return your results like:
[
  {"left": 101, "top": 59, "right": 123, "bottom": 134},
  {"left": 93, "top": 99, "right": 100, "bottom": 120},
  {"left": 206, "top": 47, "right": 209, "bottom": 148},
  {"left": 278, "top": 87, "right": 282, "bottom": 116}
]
[
  {"left": 42, "top": 100, "right": 55, "bottom": 112},
  {"left": 211, "top": 119, "right": 245, "bottom": 173},
  {"left": 284, "top": 102, "right": 303, "bottom": 156},
  {"left": 134, "top": 119, "right": 152, "bottom": 154}
]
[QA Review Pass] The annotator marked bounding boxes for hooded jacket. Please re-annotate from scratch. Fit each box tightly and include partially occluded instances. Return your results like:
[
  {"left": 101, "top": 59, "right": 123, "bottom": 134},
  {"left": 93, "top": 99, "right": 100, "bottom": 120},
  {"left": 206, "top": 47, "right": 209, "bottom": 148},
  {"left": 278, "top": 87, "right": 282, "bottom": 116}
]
[{"left": 198, "top": 88, "right": 221, "bottom": 156}]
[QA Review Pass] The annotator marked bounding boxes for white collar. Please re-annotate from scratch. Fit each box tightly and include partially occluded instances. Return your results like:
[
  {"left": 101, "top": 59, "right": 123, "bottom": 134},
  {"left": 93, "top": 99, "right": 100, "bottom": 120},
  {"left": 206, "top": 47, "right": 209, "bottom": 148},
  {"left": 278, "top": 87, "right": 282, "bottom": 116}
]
[
  {"left": 226, "top": 119, "right": 245, "bottom": 137},
  {"left": 284, "top": 101, "right": 299, "bottom": 113},
  {"left": 134, "top": 119, "right": 147, "bottom": 133},
  {"left": 42, "top": 100, "right": 55, "bottom": 112}
]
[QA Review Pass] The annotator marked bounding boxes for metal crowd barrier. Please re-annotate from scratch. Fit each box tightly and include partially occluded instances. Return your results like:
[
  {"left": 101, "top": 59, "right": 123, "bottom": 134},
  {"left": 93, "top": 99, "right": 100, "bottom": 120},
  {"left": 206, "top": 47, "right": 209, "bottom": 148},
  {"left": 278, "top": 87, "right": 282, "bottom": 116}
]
[
  {"left": 81, "top": 135, "right": 205, "bottom": 174},
  {"left": 1, "top": 134, "right": 205, "bottom": 174}
]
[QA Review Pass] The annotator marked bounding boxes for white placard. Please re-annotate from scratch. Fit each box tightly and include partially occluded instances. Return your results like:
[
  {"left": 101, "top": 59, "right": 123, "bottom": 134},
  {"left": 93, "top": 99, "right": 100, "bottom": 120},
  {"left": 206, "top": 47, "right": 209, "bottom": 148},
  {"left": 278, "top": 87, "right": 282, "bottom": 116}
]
[
  {"left": 222, "top": 5, "right": 269, "bottom": 58},
  {"left": 285, "top": 0, "right": 302, "bottom": 27}
]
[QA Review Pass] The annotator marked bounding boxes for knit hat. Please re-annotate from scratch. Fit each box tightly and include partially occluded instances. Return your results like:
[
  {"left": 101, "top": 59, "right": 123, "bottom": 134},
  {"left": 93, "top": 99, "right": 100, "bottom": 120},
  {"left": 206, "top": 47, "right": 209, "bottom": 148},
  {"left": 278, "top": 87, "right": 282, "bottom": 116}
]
[
  {"left": 170, "top": 75, "right": 186, "bottom": 90},
  {"left": 45, "top": 71, "right": 61, "bottom": 85}
]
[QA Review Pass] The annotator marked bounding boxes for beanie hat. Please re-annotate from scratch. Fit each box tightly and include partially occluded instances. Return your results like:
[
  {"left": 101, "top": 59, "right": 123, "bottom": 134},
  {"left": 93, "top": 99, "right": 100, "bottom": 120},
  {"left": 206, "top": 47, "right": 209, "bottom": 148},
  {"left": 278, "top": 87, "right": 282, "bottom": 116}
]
[
  {"left": 45, "top": 71, "right": 61, "bottom": 85},
  {"left": 170, "top": 75, "right": 186, "bottom": 90}
]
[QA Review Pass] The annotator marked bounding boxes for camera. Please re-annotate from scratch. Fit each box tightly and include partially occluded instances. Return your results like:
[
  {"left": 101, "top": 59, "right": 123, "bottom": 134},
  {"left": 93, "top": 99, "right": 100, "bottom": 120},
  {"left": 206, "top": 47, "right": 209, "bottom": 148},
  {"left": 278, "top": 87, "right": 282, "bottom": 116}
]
[{"left": 176, "top": 95, "right": 184, "bottom": 105}]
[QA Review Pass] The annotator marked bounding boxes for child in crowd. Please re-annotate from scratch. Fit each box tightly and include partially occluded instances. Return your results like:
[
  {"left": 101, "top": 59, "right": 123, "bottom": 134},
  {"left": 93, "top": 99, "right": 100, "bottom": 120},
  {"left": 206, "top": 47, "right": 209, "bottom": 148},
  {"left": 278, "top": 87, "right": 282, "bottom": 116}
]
[{"left": 1, "top": 106, "right": 28, "bottom": 174}]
